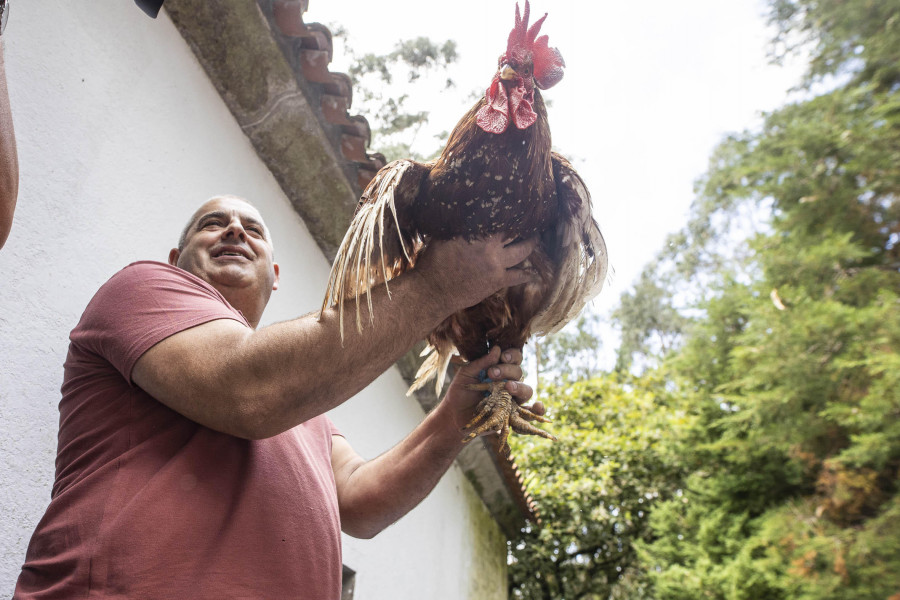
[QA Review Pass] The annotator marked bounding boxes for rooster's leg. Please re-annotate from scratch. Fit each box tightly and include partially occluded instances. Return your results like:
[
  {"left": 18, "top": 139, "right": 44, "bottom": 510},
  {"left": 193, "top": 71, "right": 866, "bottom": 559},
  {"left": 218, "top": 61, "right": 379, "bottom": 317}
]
[{"left": 461, "top": 378, "right": 556, "bottom": 456}]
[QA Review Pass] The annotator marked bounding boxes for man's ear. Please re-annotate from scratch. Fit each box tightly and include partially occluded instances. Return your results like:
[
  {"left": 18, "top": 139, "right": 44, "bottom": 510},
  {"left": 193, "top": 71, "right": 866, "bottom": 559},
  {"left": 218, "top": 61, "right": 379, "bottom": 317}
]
[
  {"left": 272, "top": 263, "right": 281, "bottom": 291},
  {"left": 168, "top": 248, "right": 180, "bottom": 267}
]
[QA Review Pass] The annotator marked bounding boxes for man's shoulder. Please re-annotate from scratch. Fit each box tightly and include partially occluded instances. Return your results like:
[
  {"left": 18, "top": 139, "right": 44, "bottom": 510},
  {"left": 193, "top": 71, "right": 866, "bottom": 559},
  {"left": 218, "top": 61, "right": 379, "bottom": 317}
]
[
  {"left": 71, "top": 260, "right": 248, "bottom": 354},
  {"left": 86, "top": 260, "right": 234, "bottom": 319},
  {"left": 113, "top": 260, "right": 198, "bottom": 283},
  {"left": 100, "top": 261, "right": 217, "bottom": 296}
]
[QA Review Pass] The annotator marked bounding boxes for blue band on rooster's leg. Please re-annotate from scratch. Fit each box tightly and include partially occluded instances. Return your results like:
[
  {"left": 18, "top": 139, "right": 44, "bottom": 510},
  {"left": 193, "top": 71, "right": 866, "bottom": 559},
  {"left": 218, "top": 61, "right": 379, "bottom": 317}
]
[{"left": 476, "top": 369, "right": 498, "bottom": 397}]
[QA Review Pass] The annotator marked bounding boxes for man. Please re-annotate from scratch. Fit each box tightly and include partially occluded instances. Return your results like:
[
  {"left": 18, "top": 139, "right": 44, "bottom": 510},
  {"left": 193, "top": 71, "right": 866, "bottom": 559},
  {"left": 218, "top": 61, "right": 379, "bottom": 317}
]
[
  {"left": 14, "top": 195, "right": 541, "bottom": 598},
  {"left": 0, "top": 39, "right": 18, "bottom": 250}
]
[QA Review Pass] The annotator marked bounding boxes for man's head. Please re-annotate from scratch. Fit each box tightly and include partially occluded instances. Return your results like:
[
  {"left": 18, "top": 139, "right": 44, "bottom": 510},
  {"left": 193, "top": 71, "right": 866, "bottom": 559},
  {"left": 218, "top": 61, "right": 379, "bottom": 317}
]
[{"left": 169, "top": 196, "right": 280, "bottom": 327}]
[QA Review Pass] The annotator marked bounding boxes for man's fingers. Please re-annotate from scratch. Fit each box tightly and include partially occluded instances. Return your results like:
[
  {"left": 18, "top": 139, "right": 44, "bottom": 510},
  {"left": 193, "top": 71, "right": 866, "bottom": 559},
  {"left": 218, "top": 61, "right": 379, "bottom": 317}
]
[
  {"left": 464, "top": 346, "right": 501, "bottom": 374},
  {"left": 484, "top": 347, "right": 524, "bottom": 381},
  {"left": 501, "top": 236, "right": 539, "bottom": 266},
  {"left": 500, "top": 348, "right": 523, "bottom": 365},
  {"left": 420, "top": 235, "right": 542, "bottom": 313},
  {"left": 504, "top": 266, "right": 540, "bottom": 289},
  {"left": 505, "top": 380, "right": 534, "bottom": 404},
  {"left": 488, "top": 363, "right": 523, "bottom": 382}
]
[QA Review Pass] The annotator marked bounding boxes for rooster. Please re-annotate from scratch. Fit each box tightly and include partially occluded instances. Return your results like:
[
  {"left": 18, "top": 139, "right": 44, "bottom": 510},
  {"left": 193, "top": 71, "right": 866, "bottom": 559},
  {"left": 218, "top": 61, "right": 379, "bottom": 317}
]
[{"left": 322, "top": 1, "right": 607, "bottom": 454}]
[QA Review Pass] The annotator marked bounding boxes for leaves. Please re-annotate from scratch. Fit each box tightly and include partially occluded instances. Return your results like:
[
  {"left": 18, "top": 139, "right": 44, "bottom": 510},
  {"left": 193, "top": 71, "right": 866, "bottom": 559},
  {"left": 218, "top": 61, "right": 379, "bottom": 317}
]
[
  {"left": 508, "top": 373, "right": 692, "bottom": 599},
  {"left": 532, "top": 313, "right": 606, "bottom": 387},
  {"left": 623, "top": 0, "right": 900, "bottom": 595}
]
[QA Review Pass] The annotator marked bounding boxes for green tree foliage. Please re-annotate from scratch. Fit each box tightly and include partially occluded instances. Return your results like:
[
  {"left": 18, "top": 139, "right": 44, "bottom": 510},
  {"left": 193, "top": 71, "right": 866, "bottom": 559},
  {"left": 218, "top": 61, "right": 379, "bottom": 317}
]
[
  {"left": 613, "top": 267, "right": 689, "bottom": 373},
  {"left": 769, "top": 0, "right": 900, "bottom": 89},
  {"left": 622, "top": 0, "right": 900, "bottom": 596},
  {"left": 508, "top": 373, "right": 692, "bottom": 600},
  {"left": 333, "top": 28, "right": 459, "bottom": 161},
  {"left": 532, "top": 313, "right": 606, "bottom": 390}
]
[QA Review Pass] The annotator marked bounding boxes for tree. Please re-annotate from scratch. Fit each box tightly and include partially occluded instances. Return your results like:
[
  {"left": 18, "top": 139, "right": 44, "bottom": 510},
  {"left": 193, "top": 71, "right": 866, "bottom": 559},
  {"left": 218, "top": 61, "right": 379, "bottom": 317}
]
[
  {"left": 508, "top": 372, "right": 691, "bottom": 600},
  {"left": 613, "top": 266, "right": 689, "bottom": 373},
  {"left": 629, "top": 0, "right": 900, "bottom": 596},
  {"left": 531, "top": 312, "right": 606, "bottom": 396}
]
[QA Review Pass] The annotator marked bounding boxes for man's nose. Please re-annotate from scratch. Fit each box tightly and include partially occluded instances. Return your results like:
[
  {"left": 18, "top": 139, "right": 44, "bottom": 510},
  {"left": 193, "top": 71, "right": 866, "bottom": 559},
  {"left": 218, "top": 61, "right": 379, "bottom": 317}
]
[{"left": 222, "top": 218, "right": 246, "bottom": 240}]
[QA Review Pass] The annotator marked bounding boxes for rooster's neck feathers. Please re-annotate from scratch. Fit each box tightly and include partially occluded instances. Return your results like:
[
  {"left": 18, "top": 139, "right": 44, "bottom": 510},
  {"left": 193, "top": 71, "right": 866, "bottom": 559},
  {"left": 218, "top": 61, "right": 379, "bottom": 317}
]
[{"left": 442, "top": 91, "right": 551, "bottom": 175}]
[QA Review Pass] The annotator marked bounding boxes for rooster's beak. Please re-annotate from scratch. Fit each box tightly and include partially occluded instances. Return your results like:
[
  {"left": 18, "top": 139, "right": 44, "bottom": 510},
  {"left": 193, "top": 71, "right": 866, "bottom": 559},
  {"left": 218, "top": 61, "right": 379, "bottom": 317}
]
[{"left": 499, "top": 64, "right": 517, "bottom": 81}]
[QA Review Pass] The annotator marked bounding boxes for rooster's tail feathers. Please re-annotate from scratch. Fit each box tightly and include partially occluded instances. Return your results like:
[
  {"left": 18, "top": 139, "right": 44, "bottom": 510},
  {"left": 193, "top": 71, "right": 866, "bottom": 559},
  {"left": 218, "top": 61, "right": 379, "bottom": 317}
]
[
  {"left": 319, "top": 160, "right": 416, "bottom": 339},
  {"left": 407, "top": 342, "right": 457, "bottom": 398}
]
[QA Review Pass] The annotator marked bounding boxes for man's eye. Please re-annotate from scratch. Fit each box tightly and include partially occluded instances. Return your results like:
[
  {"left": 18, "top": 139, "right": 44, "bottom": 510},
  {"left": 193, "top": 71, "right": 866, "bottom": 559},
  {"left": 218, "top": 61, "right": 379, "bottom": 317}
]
[{"left": 247, "top": 227, "right": 263, "bottom": 236}]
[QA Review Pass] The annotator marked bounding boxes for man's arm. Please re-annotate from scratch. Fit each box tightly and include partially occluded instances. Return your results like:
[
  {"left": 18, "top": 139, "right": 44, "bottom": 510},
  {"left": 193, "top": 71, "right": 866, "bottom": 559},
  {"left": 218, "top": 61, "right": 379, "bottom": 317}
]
[
  {"left": 331, "top": 347, "right": 538, "bottom": 539},
  {"left": 0, "top": 40, "right": 18, "bottom": 250},
  {"left": 132, "top": 236, "right": 538, "bottom": 440}
]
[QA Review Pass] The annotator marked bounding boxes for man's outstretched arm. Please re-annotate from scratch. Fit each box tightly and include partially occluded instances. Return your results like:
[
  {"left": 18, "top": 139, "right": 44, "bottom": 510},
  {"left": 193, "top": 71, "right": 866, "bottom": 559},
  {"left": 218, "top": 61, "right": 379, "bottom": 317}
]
[
  {"left": 133, "top": 236, "right": 539, "bottom": 440},
  {"left": 0, "top": 40, "right": 18, "bottom": 250},
  {"left": 331, "top": 347, "right": 539, "bottom": 539}
]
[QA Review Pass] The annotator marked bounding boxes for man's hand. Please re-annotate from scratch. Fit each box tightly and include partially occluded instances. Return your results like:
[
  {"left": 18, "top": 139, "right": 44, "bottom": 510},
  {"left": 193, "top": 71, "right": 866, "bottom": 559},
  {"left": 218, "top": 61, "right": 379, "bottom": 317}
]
[
  {"left": 441, "top": 346, "right": 541, "bottom": 440},
  {"left": 413, "top": 235, "right": 538, "bottom": 314},
  {"left": 332, "top": 346, "right": 540, "bottom": 539}
]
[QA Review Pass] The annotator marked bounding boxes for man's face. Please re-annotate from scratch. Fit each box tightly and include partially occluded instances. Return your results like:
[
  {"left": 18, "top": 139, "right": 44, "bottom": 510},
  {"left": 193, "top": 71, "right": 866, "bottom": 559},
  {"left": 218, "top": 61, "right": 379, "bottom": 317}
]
[{"left": 169, "top": 197, "right": 280, "bottom": 301}]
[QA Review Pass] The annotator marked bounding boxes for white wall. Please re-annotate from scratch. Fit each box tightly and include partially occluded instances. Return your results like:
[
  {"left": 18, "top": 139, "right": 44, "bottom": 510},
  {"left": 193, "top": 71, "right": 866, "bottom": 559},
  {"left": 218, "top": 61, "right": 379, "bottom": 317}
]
[{"left": 0, "top": 2, "right": 503, "bottom": 598}]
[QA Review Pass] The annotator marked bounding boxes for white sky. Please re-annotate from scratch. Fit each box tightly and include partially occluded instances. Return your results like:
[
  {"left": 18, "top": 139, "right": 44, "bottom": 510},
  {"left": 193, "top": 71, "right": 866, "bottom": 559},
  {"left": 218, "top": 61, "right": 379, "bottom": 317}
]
[{"left": 306, "top": 0, "right": 806, "bottom": 368}]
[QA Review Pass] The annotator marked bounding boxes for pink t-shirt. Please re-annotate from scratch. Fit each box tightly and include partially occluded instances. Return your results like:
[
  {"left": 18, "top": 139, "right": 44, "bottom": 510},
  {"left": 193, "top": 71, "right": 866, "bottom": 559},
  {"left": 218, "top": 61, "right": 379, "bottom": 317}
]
[{"left": 15, "top": 261, "right": 343, "bottom": 599}]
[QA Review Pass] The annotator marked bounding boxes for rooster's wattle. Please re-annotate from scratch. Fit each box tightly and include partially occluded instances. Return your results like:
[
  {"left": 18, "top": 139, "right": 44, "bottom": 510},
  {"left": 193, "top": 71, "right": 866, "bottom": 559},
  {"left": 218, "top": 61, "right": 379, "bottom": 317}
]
[{"left": 322, "top": 1, "right": 608, "bottom": 454}]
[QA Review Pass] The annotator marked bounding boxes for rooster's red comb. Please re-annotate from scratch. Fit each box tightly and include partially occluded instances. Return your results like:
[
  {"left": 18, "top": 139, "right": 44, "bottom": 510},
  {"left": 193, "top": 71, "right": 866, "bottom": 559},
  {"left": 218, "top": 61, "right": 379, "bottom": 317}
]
[{"left": 505, "top": 1, "right": 565, "bottom": 90}]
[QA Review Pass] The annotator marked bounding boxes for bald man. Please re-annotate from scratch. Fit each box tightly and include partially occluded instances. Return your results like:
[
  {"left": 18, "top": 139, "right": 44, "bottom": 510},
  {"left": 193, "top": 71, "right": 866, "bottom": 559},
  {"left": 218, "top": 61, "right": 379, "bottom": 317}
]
[{"left": 15, "top": 196, "right": 542, "bottom": 599}]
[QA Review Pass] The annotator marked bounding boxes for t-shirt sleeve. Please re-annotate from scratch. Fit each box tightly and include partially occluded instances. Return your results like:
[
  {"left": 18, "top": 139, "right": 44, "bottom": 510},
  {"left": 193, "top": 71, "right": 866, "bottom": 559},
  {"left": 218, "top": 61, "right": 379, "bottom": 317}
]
[
  {"left": 70, "top": 262, "right": 249, "bottom": 383},
  {"left": 324, "top": 415, "right": 343, "bottom": 438}
]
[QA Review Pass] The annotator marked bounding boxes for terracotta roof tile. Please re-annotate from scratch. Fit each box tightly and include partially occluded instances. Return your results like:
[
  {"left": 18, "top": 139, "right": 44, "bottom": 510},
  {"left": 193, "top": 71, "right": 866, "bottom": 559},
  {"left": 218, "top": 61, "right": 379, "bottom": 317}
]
[
  {"left": 491, "top": 438, "right": 541, "bottom": 524},
  {"left": 271, "top": 0, "right": 310, "bottom": 37},
  {"left": 265, "top": 0, "right": 387, "bottom": 191}
]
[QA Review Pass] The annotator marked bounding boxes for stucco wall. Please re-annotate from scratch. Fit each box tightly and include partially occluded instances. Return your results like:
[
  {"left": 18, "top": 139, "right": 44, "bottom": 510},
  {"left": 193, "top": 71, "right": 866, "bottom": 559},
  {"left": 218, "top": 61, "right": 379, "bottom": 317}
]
[{"left": 0, "top": 2, "right": 505, "bottom": 598}]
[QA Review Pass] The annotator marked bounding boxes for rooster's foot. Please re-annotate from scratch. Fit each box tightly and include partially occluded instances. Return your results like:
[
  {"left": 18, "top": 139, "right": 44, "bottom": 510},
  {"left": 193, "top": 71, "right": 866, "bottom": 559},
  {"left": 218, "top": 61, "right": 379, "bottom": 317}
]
[{"left": 461, "top": 380, "right": 555, "bottom": 455}]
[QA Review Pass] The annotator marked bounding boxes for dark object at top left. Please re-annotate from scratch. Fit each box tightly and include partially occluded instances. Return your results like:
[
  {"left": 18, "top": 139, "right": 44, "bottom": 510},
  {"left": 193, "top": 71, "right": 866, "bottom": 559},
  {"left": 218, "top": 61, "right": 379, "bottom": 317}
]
[
  {"left": 134, "top": 0, "right": 164, "bottom": 18},
  {"left": 0, "top": 1, "right": 9, "bottom": 35}
]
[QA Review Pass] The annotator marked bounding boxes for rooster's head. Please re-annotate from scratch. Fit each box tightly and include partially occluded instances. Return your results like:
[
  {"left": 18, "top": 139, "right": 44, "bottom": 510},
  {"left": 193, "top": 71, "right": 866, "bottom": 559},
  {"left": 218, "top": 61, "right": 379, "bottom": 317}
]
[{"left": 476, "top": 1, "right": 565, "bottom": 135}]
